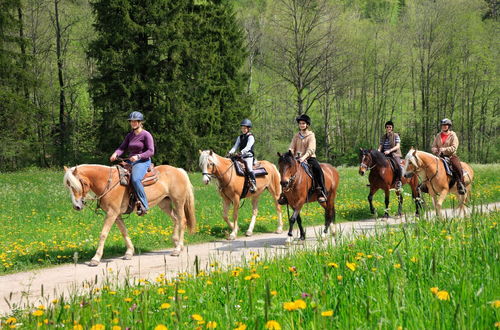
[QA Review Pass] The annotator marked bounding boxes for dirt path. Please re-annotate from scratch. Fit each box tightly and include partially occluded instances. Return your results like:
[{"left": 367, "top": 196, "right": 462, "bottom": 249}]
[{"left": 1, "top": 203, "right": 498, "bottom": 315}]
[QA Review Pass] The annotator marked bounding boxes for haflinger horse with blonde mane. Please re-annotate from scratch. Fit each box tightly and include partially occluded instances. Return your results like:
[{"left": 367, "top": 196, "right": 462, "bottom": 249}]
[
  {"left": 403, "top": 148, "right": 474, "bottom": 217},
  {"left": 63, "top": 164, "right": 196, "bottom": 265},
  {"left": 199, "top": 150, "right": 283, "bottom": 240}
]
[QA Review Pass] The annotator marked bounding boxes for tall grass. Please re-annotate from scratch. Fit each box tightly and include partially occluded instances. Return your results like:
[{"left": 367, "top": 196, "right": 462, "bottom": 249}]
[
  {"left": 2, "top": 211, "right": 499, "bottom": 329},
  {"left": 0, "top": 165, "right": 498, "bottom": 274}
]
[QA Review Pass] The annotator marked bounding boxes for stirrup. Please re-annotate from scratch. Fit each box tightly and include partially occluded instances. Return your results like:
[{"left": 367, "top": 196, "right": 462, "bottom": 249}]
[
  {"left": 249, "top": 181, "right": 257, "bottom": 193},
  {"left": 457, "top": 182, "right": 466, "bottom": 195},
  {"left": 395, "top": 181, "right": 402, "bottom": 190}
]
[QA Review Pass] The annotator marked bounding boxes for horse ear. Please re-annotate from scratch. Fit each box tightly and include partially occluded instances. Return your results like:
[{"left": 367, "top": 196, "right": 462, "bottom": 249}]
[
  {"left": 209, "top": 150, "right": 213, "bottom": 156},
  {"left": 63, "top": 166, "right": 68, "bottom": 172},
  {"left": 412, "top": 149, "right": 417, "bottom": 156},
  {"left": 287, "top": 150, "right": 292, "bottom": 155},
  {"left": 277, "top": 152, "right": 282, "bottom": 157},
  {"left": 198, "top": 150, "right": 202, "bottom": 155}
]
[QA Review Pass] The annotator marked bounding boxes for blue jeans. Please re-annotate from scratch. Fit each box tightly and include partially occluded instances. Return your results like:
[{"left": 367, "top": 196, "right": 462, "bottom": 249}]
[{"left": 128, "top": 159, "right": 151, "bottom": 210}]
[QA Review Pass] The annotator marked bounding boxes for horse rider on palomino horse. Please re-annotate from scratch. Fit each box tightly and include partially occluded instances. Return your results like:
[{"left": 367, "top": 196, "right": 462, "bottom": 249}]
[
  {"left": 378, "top": 120, "right": 403, "bottom": 190},
  {"left": 278, "top": 114, "right": 327, "bottom": 205},
  {"left": 430, "top": 118, "right": 466, "bottom": 195},
  {"left": 227, "top": 119, "right": 257, "bottom": 193},
  {"left": 109, "top": 111, "right": 155, "bottom": 216}
]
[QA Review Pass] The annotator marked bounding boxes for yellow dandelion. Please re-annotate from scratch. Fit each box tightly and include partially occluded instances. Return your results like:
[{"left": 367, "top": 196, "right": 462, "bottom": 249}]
[
  {"left": 124, "top": 298, "right": 132, "bottom": 303},
  {"left": 491, "top": 300, "right": 500, "bottom": 308},
  {"left": 327, "top": 262, "right": 339, "bottom": 268},
  {"left": 346, "top": 262, "right": 357, "bottom": 271},
  {"left": 32, "top": 310, "right": 44, "bottom": 317},
  {"left": 244, "top": 275, "right": 252, "bottom": 281},
  {"left": 157, "top": 288, "right": 165, "bottom": 294},
  {"left": 436, "top": 290, "right": 450, "bottom": 301},
  {"left": 109, "top": 291, "right": 117, "bottom": 295},
  {"left": 206, "top": 321, "right": 217, "bottom": 328},
  {"left": 321, "top": 310, "right": 334, "bottom": 317},
  {"left": 161, "top": 303, "right": 171, "bottom": 309},
  {"left": 192, "top": 314, "right": 204, "bottom": 321},
  {"left": 112, "top": 318, "right": 119, "bottom": 324},
  {"left": 387, "top": 249, "right": 393, "bottom": 254},
  {"left": 430, "top": 287, "right": 439, "bottom": 295},
  {"left": 112, "top": 326, "right": 121, "bottom": 330},
  {"left": 154, "top": 326, "right": 168, "bottom": 330},
  {"left": 178, "top": 289, "right": 186, "bottom": 294},
  {"left": 270, "top": 290, "right": 278, "bottom": 296},
  {"left": 410, "top": 257, "right": 418, "bottom": 263},
  {"left": 337, "top": 275, "right": 343, "bottom": 281},
  {"left": 294, "top": 299, "right": 306, "bottom": 309},
  {"left": 283, "top": 301, "right": 297, "bottom": 311},
  {"left": 91, "top": 325, "right": 105, "bottom": 330},
  {"left": 394, "top": 263, "right": 401, "bottom": 269},
  {"left": 495, "top": 321, "right": 500, "bottom": 328},
  {"left": 73, "top": 325, "right": 83, "bottom": 330},
  {"left": 288, "top": 266, "right": 297, "bottom": 273},
  {"left": 234, "top": 322, "right": 247, "bottom": 330},
  {"left": 5, "top": 317, "right": 16, "bottom": 325},
  {"left": 264, "top": 320, "right": 281, "bottom": 329}
]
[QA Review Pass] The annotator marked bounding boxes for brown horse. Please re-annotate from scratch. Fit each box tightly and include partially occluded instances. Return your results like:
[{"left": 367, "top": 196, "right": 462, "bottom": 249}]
[
  {"left": 359, "top": 149, "right": 422, "bottom": 217},
  {"left": 403, "top": 148, "right": 474, "bottom": 217},
  {"left": 277, "top": 151, "right": 339, "bottom": 244},
  {"left": 199, "top": 150, "right": 283, "bottom": 240},
  {"left": 63, "top": 164, "right": 196, "bottom": 265}
]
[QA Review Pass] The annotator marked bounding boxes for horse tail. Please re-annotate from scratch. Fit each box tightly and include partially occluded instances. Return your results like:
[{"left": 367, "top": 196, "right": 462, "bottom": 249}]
[
  {"left": 179, "top": 168, "right": 197, "bottom": 234},
  {"left": 270, "top": 163, "right": 282, "bottom": 195}
]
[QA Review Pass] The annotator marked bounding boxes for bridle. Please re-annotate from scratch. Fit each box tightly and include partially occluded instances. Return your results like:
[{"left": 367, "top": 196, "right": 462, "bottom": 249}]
[
  {"left": 71, "top": 166, "right": 121, "bottom": 207},
  {"left": 359, "top": 154, "right": 376, "bottom": 171},
  {"left": 203, "top": 156, "right": 235, "bottom": 192},
  {"left": 407, "top": 152, "right": 440, "bottom": 195},
  {"left": 280, "top": 159, "right": 299, "bottom": 193}
]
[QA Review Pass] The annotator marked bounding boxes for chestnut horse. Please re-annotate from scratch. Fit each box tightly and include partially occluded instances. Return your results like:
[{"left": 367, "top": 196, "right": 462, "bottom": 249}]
[
  {"left": 199, "top": 150, "right": 283, "bottom": 240},
  {"left": 359, "top": 149, "right": 422, "bottom": 217},
  {"left": 277, "top": 151, "right": 339, "bottom": 244},
  {"left": 403, "top": 148, "right": 474, "bottom": 217},
  {"left": 63, "top": 164, "right": 196, "bottom": 265}
]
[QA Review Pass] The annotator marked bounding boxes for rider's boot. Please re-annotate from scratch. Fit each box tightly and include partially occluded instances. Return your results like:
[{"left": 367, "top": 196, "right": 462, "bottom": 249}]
[
  {"left": 278, "top": 192, "right": 288, "bottom": 205},
  {"left": 248, "top": 172, "right": 257, "bottom": 193},
  {"left": 317, "top": 187, "right": 327, "bottom": 203}
]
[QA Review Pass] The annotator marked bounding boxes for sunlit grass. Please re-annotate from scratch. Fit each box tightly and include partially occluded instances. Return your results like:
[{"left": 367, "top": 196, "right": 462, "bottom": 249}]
[
  {"left": 2, "top": 211, "right": 499, "bottom": 328},
  {"left": 0, "top": 164, "right": 498, "bottom": 274}
]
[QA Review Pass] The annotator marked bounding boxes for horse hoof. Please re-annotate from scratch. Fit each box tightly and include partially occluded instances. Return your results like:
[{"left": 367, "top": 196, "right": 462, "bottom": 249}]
[
  {"left": 245, "top": 231, "right": 253, "bottom": 237},
  {"left": 275, "top": 229, "right": 283, "bottom": 234},
  {"left": 123, "top": 254, "right": 133, "bottom": 260},
  {"left": 88, "top": 259, "right": 100, "bottom": 267},
  {"left": 171, "top": 250, "right": 181, "bottom": 257},
  {"left": 300, "top": 236, "right": 306, "bottom": 241},
  {"left": 227, "top": 235, "right": 236, "bottom": 241}
]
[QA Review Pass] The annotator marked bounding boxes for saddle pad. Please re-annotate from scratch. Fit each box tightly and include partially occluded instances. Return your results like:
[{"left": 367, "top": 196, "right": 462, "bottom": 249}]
[
  {"left": 440, "top": 158, "right": 453, "bottom": 176},
  {"left": 300, "top": 162, "right": 313, "bottom": 179},
  {"left": 233, "top": 160, "right": 268, "bottom": 177},
  {"left": 116, "top": 165, "right": 159, "bottom": 187}
]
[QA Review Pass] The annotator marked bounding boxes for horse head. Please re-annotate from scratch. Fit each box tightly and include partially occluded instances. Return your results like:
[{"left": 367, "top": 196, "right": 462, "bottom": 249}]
[
  {"left": 63, "top": 166, "right": 90, "bottom": 211},
  {"left": 199, "top": 150, "right": 219, "bottom": 185},
  {"left": 277, "top": 150, "right": 299, "bottom": 190},
  {"left": 358, "top": 148, "right": 373, "bottom": 176},
  {"left": 403, "top": 148, "right": 419, "bottom": 178}
]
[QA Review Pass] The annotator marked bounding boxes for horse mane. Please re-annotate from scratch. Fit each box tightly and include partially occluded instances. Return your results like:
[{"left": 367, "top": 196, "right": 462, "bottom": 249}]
[
  {"left": 63, "top": 166, "right": 82, "bottom": 192},
  {"left": 279, "top": 151, "right": 295, "bottom": 165},
  {"left": 370, "top": 150, "right": 389, "bottom": 167},
  {"left": 198, "top": 150, "right": 219, "bottom": 169}
]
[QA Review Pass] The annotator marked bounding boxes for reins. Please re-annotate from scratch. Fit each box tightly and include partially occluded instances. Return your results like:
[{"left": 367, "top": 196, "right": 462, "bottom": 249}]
[
  {"left": 78, "top": 166, "right": 121, "bottom": 211},
  {"left": 413, "top": 153, "right": 440, "bottom": 195}
]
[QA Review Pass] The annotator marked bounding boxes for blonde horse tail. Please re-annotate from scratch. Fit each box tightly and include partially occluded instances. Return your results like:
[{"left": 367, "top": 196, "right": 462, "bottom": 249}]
[
  {"left": 271, "top": 163, "right": 282, "bottom": 195},
  {"left": 180, "top": 169, "right": 197, "bottom": 234}
]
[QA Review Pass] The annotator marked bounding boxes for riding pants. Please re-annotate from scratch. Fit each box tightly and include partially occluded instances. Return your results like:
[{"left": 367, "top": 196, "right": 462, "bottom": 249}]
[
  {"left": 389, "top": 154, "right": 402, "bottom": 181},
  {"left": 449, "top": 155, "right": 464, "bottom": 184},
  {"left": 130, "top": 158, "right": 151, "bottom": 210},
  {"left": 307, "top": 158, "right": 326, "bottom": 194}
]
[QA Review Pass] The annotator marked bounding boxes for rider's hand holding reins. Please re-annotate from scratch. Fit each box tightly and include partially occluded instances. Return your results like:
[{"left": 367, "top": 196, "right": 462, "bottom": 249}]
[
  {"left": 129, "top": 155, "right": 140, "bottom": 162},
  {"left": 110, "top": 153, "right": 118, "bottom": 162}
]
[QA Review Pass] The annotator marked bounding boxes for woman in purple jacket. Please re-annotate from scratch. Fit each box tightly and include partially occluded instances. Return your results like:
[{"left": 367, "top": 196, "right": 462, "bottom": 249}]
[{"left": 110, "top": 111, "right": 155, "bottom": 216}]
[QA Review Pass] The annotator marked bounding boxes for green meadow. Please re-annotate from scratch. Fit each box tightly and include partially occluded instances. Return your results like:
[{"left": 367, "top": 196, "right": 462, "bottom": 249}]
[
  {"left": 2, "top": 210, "right": 499, "bottom": 329},
  {"left": 0, "top": 165, "right": 498, "bottom": 274}
]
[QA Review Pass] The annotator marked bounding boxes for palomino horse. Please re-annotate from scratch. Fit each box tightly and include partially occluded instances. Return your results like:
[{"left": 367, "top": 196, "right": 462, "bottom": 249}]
[
  {"left": 199, "top": 150, "right": 283, "bottom": 240},
  {"left": 63, "top": 164, "right": 196, "bottom": 265},
  {"left": 359, "top": 149, "right": 422, "bottom": 217},
  {"left": 403, "top": 148, "right": 474, "bottom": 217},
  {"left": 277, "top": 151, "right": 339, "bottom": 244}
]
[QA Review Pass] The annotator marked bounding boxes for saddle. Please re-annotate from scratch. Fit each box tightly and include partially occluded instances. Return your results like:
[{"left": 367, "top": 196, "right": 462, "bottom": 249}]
[
  {"left": 116, "top": 163, "right": 159, "bottom": 187},
  {"left": 439, "top": 157, "right": 453, "bottom": 177},
  {"left": 116, "top": 163, "right": 159, "bottom": 214},
  {"left": 232, "top": 158, "right": 268, "bottom": 177}
]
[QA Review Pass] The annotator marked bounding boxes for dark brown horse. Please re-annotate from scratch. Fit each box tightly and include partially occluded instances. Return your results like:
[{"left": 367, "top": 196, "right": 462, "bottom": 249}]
[
  {"left": 277, "top": 151, "right": 339, "bottom": 244},
  {"left": 359, "top": 149, "right": 422, "bottom": 217}
]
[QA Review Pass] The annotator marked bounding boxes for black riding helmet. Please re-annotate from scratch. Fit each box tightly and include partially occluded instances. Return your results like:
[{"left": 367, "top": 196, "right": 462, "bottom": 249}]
[
  {"left": 240, "top": 118, "right": 252, "bottom": 128},
  {"left": 296, "top": 114, "right": 311, "bottom": 126}
]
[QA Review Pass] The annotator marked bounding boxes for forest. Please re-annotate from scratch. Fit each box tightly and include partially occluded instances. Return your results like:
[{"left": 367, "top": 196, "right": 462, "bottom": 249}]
[{"left": 1, "top": 0, "right": 498, "bottom": 171}]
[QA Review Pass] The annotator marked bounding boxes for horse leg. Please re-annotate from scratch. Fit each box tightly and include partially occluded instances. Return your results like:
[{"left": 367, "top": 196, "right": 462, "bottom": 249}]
[
  {"left": 286, "top": 208, "right": 300, "bottom": 245},
  {"left": 396, "top": 189, "right": 403, "bottom": 217},
  {"left": 246, "top": 197, "right": 259, "bottom": 237},
  {"left": 229, "top": 198, "right": 240, "bottom": 240},
  {"left": 115, "top": 216, "right": 134, "bottom": 260},
  {"left": 90, "top": 212, "right": 118, "bottom": 266},
  {"left": 268, "top": 182, "right": 283, "bottom": 234},
  {"left": 322, "top": 199, "right": 336, "bottom": 238},
  {"left": 383, "top": 188, "right": 390, "bottom": 218},
  {"left": 158, "top": 198, "right": 183, "bottom": 256},
  {"left": 296, "top": 213, "right": 306, "bottom": 241},
  {"left": 368, "top": 187, "right": 377, "bottom": 215},
  {"left": 221, "top": 198, "right": 233, "bottom": 231},
  {"left": 171, "top": 202, "right": 187, "bottom": 256},
  {"left": 433, "top": 191, "right": 448, "bottom": 218},
  {"left": 410, "top": 179, "right": 422, "bottom": 216}
]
